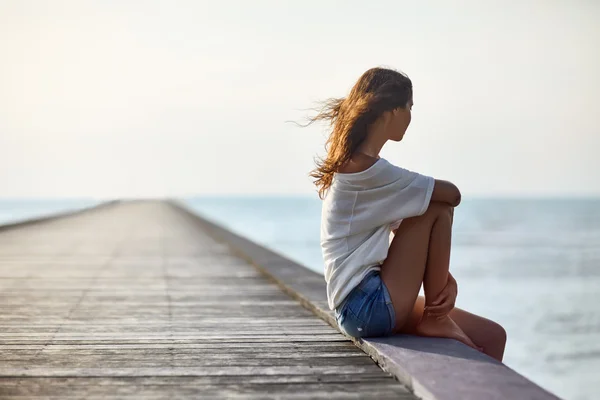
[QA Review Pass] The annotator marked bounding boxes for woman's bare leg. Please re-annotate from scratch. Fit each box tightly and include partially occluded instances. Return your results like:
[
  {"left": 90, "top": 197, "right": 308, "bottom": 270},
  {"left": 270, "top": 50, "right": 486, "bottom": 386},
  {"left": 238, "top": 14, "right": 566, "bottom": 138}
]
[
  {"left": 380, "top": 202, "right": 477, "bottom": 348},
  {"left": 403, "top": 296, "right": 507, "bottom": 362}
]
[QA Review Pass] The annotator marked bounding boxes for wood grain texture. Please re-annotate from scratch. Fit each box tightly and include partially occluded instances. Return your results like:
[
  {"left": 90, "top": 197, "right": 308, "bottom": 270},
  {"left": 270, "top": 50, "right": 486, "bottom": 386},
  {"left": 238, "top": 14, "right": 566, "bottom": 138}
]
[{"left": 0, "top": 201, "right": 413, "bottom": 399}]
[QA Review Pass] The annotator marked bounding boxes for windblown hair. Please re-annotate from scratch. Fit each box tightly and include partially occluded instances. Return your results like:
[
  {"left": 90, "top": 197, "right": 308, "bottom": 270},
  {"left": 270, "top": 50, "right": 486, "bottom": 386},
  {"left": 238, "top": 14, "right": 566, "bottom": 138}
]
[{"left": 307, "top": 67, "right": 413, "bottom": 199}]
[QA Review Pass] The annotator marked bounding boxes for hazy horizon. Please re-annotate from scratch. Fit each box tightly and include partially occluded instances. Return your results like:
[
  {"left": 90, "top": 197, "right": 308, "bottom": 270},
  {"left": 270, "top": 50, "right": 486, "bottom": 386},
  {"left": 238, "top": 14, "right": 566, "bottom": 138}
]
[
  {"left": 1, "top": 1, "right": 599, "bottom": 198},
  {"left": 2, "top": 195, "right": 600, "bottom": 201}
]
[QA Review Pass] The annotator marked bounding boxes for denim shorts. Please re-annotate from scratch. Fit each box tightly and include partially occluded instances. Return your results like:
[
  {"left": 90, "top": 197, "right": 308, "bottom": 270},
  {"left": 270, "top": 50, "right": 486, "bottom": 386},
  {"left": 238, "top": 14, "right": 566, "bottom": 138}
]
[{"left": 334, "top": 269, "right": 396, "bottom": 338}]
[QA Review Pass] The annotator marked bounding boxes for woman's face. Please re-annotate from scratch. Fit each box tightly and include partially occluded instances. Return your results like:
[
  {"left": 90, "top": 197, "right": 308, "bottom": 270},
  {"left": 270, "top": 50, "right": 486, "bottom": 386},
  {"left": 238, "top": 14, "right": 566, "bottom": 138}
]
[{"left": 389, "top": 98, "right": 413, "bottom": 141}]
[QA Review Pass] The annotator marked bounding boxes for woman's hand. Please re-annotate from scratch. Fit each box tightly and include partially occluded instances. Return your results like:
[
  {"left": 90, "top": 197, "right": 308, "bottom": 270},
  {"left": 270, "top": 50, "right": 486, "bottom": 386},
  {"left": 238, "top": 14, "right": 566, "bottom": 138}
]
[{"left": 425, "top": 273, "right": 458, "bottom": 318}]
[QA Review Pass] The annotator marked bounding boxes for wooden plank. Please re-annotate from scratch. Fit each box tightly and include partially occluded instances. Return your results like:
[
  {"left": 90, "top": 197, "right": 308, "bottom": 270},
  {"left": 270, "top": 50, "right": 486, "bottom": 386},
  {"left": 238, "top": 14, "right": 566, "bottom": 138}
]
[
  {"left": 0, "top": 379, "right": 413, "bottom": 400},
  {"left": 0, "top": 365, "right": 384, "bottom": 377},
  {"left": 0, "top": 342, "right": 357, "bottom": 351},
  {"left": 0, "top": 201, "right": 414, "bottom": 399}
]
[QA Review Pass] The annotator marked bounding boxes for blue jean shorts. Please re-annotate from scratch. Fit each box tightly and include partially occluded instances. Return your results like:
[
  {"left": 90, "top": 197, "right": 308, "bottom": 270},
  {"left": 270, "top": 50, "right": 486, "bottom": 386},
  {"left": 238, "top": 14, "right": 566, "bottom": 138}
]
[{"left": 334, "top": 269, "right": 396, "bottom": 338}]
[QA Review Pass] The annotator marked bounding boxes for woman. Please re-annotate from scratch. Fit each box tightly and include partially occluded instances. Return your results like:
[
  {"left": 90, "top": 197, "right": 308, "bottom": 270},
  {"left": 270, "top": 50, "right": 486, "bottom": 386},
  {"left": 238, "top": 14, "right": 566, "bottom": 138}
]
[{"left": 310, "top": 67, "right": 507, "bottom": 362}]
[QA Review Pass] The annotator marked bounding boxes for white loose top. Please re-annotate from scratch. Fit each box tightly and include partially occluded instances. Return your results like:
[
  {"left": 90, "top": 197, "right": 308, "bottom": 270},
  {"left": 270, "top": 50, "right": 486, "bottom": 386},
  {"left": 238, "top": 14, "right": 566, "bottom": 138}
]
[{"left": 320, "top": 158, "right": 435, "bottom": 310}]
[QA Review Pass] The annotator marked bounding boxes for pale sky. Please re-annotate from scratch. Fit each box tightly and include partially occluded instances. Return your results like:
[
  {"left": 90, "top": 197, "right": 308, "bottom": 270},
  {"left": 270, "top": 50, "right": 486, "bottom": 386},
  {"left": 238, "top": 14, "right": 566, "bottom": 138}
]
[{"left": 1, "top": 0, "right": 598, "bottom": 198}]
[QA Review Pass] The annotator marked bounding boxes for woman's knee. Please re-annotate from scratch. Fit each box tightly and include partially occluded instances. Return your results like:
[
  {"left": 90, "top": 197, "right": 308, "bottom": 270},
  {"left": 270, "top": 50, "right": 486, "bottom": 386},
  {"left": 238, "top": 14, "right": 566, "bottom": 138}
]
[{"left": 492, "top": 322, "right": 508, "bottom": 347}]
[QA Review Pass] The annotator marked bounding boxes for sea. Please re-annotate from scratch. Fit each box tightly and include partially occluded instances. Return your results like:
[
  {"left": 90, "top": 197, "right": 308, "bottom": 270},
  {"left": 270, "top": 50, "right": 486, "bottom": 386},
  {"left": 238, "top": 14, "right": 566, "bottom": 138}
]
[
  {"left": 0, "top": 199, "right": 101, "bottom": 226},
  {"left": 1, "top": 197, "right": 599, "bottom": 400}
]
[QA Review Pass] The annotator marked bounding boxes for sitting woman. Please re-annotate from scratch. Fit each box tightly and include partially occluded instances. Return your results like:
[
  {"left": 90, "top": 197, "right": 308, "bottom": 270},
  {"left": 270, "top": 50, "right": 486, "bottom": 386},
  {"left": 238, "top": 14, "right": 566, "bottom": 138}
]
[{"left": 310, "top": 67, "right": 507, "bottom": 362}]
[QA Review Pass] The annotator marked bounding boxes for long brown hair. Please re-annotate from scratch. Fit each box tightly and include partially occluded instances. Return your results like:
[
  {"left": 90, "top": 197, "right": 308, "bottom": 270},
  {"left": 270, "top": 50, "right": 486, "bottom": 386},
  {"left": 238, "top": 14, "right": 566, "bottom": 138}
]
[{"left": 307, "top": 67, "right": 413, "bottom": 199}]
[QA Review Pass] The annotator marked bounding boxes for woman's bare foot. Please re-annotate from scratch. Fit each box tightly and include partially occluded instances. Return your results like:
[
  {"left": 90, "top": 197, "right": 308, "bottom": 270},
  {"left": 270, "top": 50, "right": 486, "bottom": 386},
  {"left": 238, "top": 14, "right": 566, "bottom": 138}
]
[{"left": 416, "top": 314, "right": 481, "bottom": 351}]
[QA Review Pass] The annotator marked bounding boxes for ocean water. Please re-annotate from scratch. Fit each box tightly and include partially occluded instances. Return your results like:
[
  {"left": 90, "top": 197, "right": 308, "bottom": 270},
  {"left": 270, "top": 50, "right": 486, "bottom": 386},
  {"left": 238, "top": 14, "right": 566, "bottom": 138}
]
[
  {"left": 0, "top": 199, "right": 100, "bottom": 226},
  {"left": 184, "top": 196, "right": 600, "bottom": 400}
]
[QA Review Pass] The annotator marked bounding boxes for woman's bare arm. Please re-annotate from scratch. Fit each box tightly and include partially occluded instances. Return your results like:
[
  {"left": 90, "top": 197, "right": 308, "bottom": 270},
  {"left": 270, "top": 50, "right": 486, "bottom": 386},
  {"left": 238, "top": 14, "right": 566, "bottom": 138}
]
[
  {"left": 391, "top": 179, "right": 460, "bottom": 235},
  {"left": 431, "top": 180, "right": 461, "bottom": 207}
]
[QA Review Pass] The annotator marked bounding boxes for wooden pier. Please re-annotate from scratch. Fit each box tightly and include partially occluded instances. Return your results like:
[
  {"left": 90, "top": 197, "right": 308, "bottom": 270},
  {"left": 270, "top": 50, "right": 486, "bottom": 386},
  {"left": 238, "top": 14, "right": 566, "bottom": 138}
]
[{"left": 0, "top": 201, "right": 414, "bottom": 399}]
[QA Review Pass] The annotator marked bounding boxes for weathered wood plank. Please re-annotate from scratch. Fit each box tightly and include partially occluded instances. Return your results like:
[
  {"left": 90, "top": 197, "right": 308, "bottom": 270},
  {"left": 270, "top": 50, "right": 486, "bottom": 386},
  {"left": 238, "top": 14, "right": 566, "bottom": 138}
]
[
  {"left": 0, "top": 201, "right": 414, "bottom": 398},
  {"left": 0, "top": 379, "right": 413, "bottom": 399},
  {"left": 0, "top": 365, "right": 384, "bottom": 376},
  {"left": 0, "top": 342, "right": 356, "bottom": 351}
]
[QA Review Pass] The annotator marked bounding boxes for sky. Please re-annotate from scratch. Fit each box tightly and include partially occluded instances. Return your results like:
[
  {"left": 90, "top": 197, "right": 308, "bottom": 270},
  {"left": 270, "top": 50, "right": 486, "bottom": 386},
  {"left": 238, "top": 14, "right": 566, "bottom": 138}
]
[{"left": 0, "top": 0, "right": 598, "bottom": 198}]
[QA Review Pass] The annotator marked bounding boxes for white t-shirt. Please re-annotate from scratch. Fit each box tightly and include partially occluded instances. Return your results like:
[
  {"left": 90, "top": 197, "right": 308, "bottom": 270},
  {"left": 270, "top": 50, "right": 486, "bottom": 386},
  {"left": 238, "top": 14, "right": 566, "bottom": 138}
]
[{"left": 320, "top": 158, "right": 435, "bottom": 310}]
